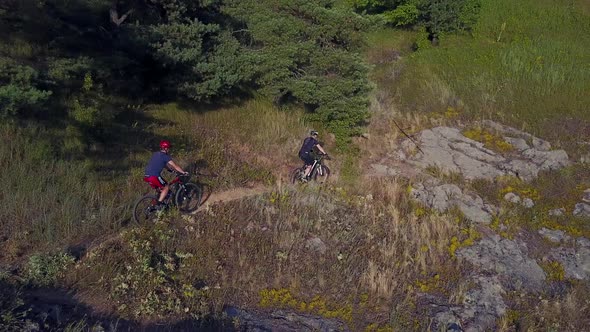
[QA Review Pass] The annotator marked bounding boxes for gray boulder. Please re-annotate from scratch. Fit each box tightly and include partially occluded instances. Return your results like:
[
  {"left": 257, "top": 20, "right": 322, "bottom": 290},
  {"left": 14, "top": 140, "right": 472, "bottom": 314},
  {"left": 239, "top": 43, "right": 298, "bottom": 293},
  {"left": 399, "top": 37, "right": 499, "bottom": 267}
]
[
  {"left": 548, "top": 208, "right": 565, "bottom": 217},
  {"left": 435, "top": 276, "right": 507, "bottom": 332},
  {"left": 503, "top": 192, "right": 521, "bottom": 204},
  {"left": 457, "top": 235, "right": 546, "bottom": 290},
  {"left": 400, "top": 123, "right": 570, "bottom": 182},
  {"left": 549, "top": 238, "right": 590, "bottom": 280},
  {"left": 538, "top": 228, "right": 570, "bottom": 243},
  {"left": 411, "top": 182, "right": 494, "bottom": 223},
  {"left": 224, "top": 307, "right": 348, "bottom": 332},
  {"left": 573, "top": 203, "right": 590, "bottom": 217}
]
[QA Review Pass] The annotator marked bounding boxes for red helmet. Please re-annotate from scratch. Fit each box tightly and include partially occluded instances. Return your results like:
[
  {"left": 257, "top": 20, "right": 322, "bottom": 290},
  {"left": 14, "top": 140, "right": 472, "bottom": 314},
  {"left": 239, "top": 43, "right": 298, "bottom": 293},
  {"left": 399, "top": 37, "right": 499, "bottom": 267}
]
[{"left": 159, "top": 140, "right": 171, "bottom": 149}]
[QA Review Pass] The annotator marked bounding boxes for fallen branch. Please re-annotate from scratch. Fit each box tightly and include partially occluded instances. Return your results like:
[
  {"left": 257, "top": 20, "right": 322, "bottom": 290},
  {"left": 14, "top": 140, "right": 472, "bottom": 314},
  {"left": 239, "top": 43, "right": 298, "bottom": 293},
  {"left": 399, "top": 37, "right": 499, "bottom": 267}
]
[{"left": 392, "top": 118, "right": 424, "bottom": 155}]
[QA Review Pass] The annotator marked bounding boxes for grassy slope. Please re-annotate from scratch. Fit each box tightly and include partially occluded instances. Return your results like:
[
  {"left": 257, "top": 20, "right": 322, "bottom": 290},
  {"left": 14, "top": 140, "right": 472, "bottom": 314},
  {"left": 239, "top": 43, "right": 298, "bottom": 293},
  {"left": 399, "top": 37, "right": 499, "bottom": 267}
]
[
  {"left": 2, "top": 0, "right": 590, "bottom": 331},
  {"left": 390, "top": 0, "right": 590, "bottom": 152}
]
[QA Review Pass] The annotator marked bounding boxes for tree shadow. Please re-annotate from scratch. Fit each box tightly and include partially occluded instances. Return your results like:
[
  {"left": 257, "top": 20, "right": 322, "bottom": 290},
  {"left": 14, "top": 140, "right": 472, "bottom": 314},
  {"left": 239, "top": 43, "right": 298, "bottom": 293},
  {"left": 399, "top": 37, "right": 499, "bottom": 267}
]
[{"left": 0, "top": 280, "right": 239, "bottom": 331}]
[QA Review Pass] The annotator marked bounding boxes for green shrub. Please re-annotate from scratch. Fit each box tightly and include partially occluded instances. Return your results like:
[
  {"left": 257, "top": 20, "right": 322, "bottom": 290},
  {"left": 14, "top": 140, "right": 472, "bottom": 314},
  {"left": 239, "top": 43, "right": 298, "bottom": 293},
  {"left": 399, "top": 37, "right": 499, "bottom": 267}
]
[
  {"left": 0, "top": 57, "right": 52, "bottom": 117},
  {"left": 24, "top": 252, "right": 75, "bottom": 286}
]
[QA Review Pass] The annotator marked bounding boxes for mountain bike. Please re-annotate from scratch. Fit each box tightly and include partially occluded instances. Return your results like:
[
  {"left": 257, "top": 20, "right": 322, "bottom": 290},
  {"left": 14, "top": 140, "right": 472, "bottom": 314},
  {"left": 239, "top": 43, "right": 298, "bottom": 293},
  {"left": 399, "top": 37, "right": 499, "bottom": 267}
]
[
  {"left": 291, "top": 154, "right": 331, "bottom": 184},
  {"left": 133, "top": 170, "right": 203, "bottom": 225}
]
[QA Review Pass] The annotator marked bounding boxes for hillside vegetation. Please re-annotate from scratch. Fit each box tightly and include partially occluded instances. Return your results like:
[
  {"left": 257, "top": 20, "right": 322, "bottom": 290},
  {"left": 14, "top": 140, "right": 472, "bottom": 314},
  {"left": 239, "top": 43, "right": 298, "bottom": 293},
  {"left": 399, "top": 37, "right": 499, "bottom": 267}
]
[{"left": 1, "top": 0, "right": 590, "bottom": 331}]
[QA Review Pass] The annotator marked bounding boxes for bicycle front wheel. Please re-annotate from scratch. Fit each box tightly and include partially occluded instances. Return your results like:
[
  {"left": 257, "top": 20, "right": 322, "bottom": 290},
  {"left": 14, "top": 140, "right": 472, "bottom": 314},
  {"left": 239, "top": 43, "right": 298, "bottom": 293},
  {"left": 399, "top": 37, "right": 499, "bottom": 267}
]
[
  {"left": 313, "top": 165, "right": 331, "bottom": 183},
  {"left": 175, "top": 183, "right": 203, "bottom": 212},
  {"left": 133, "top": 194, "right": 160, "bottom": 225}
]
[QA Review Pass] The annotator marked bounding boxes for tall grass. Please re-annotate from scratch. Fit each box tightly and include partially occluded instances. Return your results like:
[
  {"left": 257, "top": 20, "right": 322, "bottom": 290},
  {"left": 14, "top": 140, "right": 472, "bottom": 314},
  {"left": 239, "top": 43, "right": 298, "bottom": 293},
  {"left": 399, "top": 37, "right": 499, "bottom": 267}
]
[
  {"left": 391, "top": 0, "right": 590, "bottom": 146},
  {"left": 0, "top": 126, "right": 135, "bottom": 260},
  {"left": 149, "top": 99, "right": 318, "bottom": 186}
]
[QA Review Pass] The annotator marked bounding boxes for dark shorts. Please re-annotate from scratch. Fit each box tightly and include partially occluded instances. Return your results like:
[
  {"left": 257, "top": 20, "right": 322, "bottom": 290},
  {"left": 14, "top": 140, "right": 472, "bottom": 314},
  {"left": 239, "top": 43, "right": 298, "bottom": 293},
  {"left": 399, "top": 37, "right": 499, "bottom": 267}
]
[
  {"left": 144, "top": 175, "right": 167, "bottom": 189},
  {"left": 299, "top": 152, "right": 314, "bottom": 166}
]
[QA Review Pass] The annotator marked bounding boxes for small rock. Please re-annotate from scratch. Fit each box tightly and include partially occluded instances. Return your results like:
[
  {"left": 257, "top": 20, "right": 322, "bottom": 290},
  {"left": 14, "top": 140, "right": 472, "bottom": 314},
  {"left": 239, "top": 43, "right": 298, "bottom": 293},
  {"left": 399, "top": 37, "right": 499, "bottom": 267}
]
[
  {"left": 573, "top": 203, "right": 590, "bottom": 217},
  {"left": 532, "top": 137, "right": 551, "bottom": 151},
  {"left": 504, "top": 192, "right": 521, "bottom": 204},
  {"left": 305, "top": 237, "right": 327, "bottom": 255},
  {"left": 538, "top": 228, "right": 570, "bottom": 243},
  {"left": 548, "top": 208, "right": 565, "bottom": 217},
  {"left": 522, "top": 198, "right": 535, "bottom": 208},
  {"left": 361, "top": 133, "right": 370, "bottom": 139},
  {"left": 549, "top": 241, "right": 590, "bottom": 280},
  {"left": 583, "top": 189, "right": 590, "bottom": 203},
  {"left": 581, "top": 154, "right": 590, "bottom": 164},
  {"left": 578, "top": 238, "right": 590, "bottom": 247},
  {"left": 370, "top": 164, "right": 398, "bottom": 176},
  {"left": 503, "top": 137, "right": 529, "bottom": 151}
]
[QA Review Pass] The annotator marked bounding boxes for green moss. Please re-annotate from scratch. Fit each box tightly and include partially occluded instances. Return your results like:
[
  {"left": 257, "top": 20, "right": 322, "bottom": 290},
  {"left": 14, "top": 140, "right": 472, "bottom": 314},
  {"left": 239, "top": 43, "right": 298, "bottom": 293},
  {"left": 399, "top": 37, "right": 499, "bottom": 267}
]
[
  {"left": 540, "top": 260, "right": 566, "bottom": 282},
  {"left": 463, "top": 127, "right": 514, "bottom": 153}
]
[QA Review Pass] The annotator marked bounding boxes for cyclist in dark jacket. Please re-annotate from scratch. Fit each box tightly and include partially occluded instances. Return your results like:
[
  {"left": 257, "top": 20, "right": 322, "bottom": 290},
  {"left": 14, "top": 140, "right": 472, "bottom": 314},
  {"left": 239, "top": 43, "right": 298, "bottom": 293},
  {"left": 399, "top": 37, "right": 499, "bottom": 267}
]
[
  {"left": 144, "top": 140, "right": 188, "bottom": 206},
  {"left": 298, "top": 130, "right": 327, "bottom": 179}
]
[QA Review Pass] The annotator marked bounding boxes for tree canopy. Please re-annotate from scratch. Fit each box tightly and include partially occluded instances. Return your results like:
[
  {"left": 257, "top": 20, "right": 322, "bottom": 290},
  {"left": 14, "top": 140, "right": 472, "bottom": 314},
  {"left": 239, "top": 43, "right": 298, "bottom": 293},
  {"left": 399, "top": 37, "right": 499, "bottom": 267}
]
[{"left": 0, "top": 0, "right": 372, "bottom": 145}]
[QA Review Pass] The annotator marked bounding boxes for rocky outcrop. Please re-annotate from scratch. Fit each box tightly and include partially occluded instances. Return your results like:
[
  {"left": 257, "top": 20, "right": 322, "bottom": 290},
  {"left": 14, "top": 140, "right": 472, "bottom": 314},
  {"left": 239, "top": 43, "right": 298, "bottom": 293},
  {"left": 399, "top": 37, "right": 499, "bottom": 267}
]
[
  {"left": 224, "top": 307, "right": 348, "bottom": 332},
  {"left": 411, "top": 182, "right": 495, "bottom": 223},
  {"left": 549, "top": 238, "right": 590, "bottom": 280},
  {"left": 399, "top": 122, "right": 570, "bottom": 181},
  {"left": 435, "top": 276, "right": 507, "bottom": 332},
  {"left": 457, "top": 235, "right": 546, "bottom": 290}
]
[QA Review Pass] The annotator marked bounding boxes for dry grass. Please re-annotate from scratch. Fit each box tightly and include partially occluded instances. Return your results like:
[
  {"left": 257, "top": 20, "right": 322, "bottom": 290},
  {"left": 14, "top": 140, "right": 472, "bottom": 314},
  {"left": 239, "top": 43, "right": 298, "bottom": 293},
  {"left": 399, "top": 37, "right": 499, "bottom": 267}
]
[{"left": 58, "top": 175, "right": 468, "bottom": 329}]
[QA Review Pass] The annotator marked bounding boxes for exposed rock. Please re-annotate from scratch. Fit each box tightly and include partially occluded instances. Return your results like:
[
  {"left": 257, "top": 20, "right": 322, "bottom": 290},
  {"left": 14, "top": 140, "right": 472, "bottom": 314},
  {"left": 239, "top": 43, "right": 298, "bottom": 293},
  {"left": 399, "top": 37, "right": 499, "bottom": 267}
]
[
  {"left": 548, "top": 208, "right": 565, "bottom": 217},
  {"left": 457, "top": 235, "right": 546, "bottom": 290},
  {"left": 435, "top": 276, "right": 507, "bottom": 332},
  {"left": 411, "top": 182, "right": 494, "bottom": 223},
  {"left": 532, "top": 137, "right": 552, "bottom": 151},
  {"left": 573, "top": 203, "right": 590, "bottom": 217},
  {"left": 305, "top": 237, "right": 327, "bottom": 255},
  {"left": 581, "top": 154, "right": 590, "bottom": 164},
  {"left": 503, "top": 137, "right": 529, "bottom": 151},
  {"left": 399, "top": 124, "right": 570, "bottom": 182},
  {"left": 549, "top": 238, "right": 590, "bottom": 280},
  {"left": 503, "top": 192, "right": 521, "bottom": 204},
  {"left": 370, "top": 164, "right": 399, "bottom": 177},
  {"left": 522, "top": 198, "right": 535, "bottom": 209},
  {"left": 403, "top": 127, "right": 505, "bottom": 180},
  {"left": 361, "top": 133, "right": 370, "bottom": 139},
  {"left": 583, "top": 189, "right": 590, "bottom": 203},
  {"left": 224, "top": 307, "right": 348, "bottom": 332},
  {"left": 538, "top": 228, "right": 571, "bottom": 243}
]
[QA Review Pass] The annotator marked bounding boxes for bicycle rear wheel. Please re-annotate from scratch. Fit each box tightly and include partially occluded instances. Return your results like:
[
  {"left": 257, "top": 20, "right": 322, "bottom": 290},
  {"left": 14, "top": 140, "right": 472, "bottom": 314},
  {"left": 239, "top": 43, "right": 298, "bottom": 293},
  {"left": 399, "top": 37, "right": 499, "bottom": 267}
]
[
  {"left": 133, "top": 194, "right": 160, "bottom": 225},
  {"left": 290, "top": 167, "right": 305, "bottom": 184},
  {"left": 175, "top": 183, "right": 203, "bottom": 212}
]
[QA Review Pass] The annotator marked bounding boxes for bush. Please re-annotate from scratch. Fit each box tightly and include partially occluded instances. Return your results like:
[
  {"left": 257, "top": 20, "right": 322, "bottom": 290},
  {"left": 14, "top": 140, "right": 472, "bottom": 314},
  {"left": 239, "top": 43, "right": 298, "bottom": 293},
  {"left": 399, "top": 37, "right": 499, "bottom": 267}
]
[
  {"left": 0, "top": 57, "right": 52, "bottom": 117},
  {"left": 24, "top": 252, "right": 75, "bottom": 286}
]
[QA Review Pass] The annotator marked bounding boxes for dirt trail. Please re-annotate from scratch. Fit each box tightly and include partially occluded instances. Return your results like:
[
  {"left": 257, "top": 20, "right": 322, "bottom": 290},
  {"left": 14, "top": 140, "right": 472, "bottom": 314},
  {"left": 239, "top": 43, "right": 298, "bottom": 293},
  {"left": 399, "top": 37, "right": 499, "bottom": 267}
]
[{"left": 200, "top": 184, "right": 270, "bottom": 206}]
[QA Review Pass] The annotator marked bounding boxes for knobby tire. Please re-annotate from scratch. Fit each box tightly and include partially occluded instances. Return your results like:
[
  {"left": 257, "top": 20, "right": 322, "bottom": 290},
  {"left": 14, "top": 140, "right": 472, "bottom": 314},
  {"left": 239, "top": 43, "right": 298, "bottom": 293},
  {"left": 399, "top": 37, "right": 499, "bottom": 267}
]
[
  {"left": 312, "top": 165, "right": 330, "bottom": 183},
  {"left": 175, "top": 183, "right": 203, "bottom": 212},
  {"left": 133, "top": 194, "right": 159, "bottom": 225}
]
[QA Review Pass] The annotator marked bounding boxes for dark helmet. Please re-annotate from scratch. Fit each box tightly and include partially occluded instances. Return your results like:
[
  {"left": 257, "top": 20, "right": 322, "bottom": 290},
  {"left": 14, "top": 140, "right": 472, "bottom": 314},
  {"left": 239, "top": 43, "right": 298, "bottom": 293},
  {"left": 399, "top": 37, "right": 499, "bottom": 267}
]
[
  {"left": 159, "top": 140, "right": 171, "bottom": 149},
  {"left": 310, "top": 130, "right": 319, "bottom": 136}
]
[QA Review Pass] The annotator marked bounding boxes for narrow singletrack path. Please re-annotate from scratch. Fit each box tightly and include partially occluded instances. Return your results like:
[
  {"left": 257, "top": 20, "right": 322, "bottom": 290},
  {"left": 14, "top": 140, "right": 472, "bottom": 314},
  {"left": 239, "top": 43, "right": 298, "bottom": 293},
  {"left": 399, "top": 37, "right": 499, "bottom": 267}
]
[{"left": 199, "top": 184, "right": 270, "bottom": 207}]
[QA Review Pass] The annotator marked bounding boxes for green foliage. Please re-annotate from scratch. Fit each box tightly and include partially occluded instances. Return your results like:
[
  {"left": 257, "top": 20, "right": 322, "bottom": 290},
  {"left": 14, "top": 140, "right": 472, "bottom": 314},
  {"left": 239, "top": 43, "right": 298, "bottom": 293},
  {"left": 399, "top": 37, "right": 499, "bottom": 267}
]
[
  {"left": 24, "top": 252, "right": 75, "bottom": 286},
  {"left": 351, "top": 0, "right": 482, "bottom": 37},
  {"left": 0, "top": 57, "right": 51, "bottom": 117},
  {"left": 393, "top": 0, "right": 590, "bottom": 144},
  {"left": 107, "top": 227, "right": 211, "bottom": 319},
  {"left": 383, "top": 4, "right": 420, "bottom": 26},
  {"left": 224, "top": 0, "right": 372, "bottom": 138},
  {"left": 423, "top": 0, "right": 481, "bottom": 38}
]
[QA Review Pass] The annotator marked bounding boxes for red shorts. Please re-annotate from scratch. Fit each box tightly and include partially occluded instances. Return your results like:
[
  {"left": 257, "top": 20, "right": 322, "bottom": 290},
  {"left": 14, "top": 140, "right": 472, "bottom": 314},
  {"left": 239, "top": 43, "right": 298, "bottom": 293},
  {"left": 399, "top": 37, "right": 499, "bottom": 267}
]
[{"left": 144, "top": 176, "right": 167, "bottom": 189}]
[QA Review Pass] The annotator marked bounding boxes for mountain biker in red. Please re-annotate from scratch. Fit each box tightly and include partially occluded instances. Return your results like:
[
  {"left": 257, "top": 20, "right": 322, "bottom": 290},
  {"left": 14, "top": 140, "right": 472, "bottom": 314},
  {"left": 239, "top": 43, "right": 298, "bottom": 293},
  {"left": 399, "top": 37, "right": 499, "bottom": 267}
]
[
  {"left": 298, "top": 130, "right": 327, "bottom": 180},
  {"left": 144, "top": 140, "right": 188, "bottom": 207}
]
